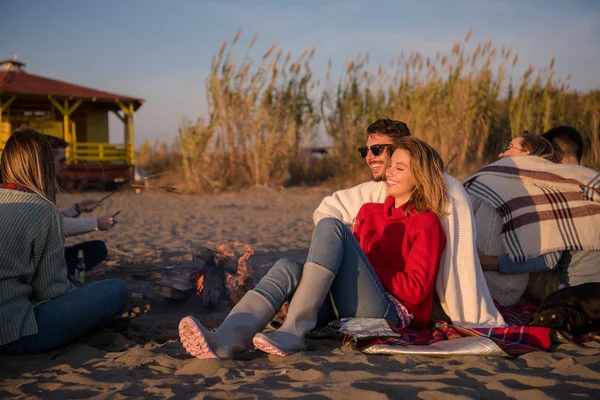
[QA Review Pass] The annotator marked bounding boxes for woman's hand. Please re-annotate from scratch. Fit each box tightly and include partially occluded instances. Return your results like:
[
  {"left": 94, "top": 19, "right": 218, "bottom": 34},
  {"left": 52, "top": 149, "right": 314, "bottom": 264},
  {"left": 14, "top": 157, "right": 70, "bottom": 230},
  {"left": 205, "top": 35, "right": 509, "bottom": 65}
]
[
  {"left": 77, "top": 198, "right": 101, "bottom": 213},
  {"left": 477, "top": 250, "right": 500, "bottom": 271},
  {"left": 97, "top": 215, "right": 115, "bottom": 231}
]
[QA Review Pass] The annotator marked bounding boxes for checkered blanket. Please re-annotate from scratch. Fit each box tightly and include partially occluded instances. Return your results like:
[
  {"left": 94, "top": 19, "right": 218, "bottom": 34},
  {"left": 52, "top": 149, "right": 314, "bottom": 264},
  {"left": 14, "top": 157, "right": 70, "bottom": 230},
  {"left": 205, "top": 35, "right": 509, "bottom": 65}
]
[
  {"left": 464, "top": 156, "right": 600, "bottom": 262},
  {"left": 341, "top": 303, "right": 552, "bottom": 357}
]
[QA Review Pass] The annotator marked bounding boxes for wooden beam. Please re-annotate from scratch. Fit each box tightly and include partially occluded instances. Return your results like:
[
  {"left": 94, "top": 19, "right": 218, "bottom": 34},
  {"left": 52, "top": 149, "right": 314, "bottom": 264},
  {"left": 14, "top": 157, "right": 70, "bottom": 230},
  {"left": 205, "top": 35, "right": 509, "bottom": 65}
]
[
  {"left": 111, "top": 109, "right": 126, "bottom": 123},
  {"left": 0, "top": 95, "right": 17, "bottom": 126},
  {"left": 0, "top": 95, "right": 17, "bottom": 112},
  {"left": 48, "top": 97, "right": 82, "bottom": 116},
  {"left": 116, "top": 100, "right": 132, "bottom": 116},
  {"left": 48, "top": 96, "right": 67, "bottom": 115},
  {"left": 65, "top": 99, "right": 82, "bottom": 116}
]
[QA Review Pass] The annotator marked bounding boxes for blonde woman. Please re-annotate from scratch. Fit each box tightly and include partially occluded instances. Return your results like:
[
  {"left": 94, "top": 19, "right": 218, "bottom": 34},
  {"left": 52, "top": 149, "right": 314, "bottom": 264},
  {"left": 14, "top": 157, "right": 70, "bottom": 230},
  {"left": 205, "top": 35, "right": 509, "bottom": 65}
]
[
  {"left": 179, "top": 137, "right": 448, "bottom": 359},
  {"left": 0, "top": 129, "right": 129, "bottom": 355}
]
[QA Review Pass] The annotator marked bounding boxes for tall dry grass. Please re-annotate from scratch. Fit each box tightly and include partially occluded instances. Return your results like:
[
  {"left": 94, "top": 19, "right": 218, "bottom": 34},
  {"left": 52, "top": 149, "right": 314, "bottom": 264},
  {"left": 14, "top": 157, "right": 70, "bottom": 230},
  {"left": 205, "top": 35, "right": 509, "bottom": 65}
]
[
  {"left": 163, "top": 29, "right": 600, "bottom": 191},
  {"left": 177, "top": 29, "right": 319, "bottom": 191},
  {"left": 321, "top": 30, "right": 599, "bottom": 177}
]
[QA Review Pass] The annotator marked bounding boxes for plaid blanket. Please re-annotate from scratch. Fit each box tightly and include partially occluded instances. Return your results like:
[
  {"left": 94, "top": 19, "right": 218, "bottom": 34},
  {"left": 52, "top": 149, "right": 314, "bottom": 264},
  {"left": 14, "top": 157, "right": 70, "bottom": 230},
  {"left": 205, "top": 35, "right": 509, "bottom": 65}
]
[
  {"left": 464, "top": 156, "right": 600, "bottom": 262},
  {"left": 343, "top": 303, "right": 552, "bottom": 357}
]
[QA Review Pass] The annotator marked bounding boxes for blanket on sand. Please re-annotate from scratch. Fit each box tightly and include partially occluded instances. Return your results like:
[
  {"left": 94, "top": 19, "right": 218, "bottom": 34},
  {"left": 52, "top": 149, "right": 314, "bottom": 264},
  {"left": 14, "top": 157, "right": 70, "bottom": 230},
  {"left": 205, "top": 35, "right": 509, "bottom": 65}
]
[{"left": 336, "top": 303, "right": 554, "bottom": 357}]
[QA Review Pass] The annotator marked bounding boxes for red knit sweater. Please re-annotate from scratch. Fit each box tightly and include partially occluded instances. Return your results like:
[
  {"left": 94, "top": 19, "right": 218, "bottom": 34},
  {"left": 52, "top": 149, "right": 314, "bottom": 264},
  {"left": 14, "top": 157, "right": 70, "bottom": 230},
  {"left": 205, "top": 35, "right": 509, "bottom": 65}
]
[{"left": 354, "top": 196, "right": 446, "bottom": 326}]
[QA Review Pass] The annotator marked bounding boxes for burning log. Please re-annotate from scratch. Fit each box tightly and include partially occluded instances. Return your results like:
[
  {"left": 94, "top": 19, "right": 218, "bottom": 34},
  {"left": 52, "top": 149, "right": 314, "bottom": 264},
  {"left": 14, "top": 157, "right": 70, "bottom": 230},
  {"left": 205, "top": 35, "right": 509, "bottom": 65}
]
[
  {"left": 186, "top": 241, "right": 239, "bottom": 275},
  {"left": 186, "top": 241, "right": 256, "bottom": 310},
  {"left": 194, "top": 264, "right": 226, "bottom": 310}
]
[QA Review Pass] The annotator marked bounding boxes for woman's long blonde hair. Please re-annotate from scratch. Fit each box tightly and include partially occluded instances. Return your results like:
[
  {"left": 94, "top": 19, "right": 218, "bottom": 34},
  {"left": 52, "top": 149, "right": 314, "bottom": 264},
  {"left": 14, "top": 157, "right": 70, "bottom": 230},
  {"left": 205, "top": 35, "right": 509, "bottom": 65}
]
[
  {"left": 389, "top": 137, "right": 449, "bottom": 216},
  {"left": 0, "top": 127, "right": 58, "bottom": 203}
]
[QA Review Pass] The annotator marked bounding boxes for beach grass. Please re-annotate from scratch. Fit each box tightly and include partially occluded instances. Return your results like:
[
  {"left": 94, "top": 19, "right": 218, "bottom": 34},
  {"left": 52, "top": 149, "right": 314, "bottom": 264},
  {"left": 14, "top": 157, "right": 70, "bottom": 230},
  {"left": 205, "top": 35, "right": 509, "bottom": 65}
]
[{"left": 139, "top": 29, "right": 599, "bottom": 190}]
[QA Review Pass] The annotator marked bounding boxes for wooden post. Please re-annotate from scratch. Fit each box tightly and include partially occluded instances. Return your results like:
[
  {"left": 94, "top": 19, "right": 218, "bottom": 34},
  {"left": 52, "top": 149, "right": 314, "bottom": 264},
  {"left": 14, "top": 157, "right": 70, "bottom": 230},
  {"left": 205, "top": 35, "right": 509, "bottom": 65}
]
[
  {"left": 48, "top": 97, "right": 82, "bottom": 162},
  {"left": 116, "top": 100, "right": 135, "bottom": 165},
  {"left": 0, "top": 95, "right": 17, "bottom": 126},
  {"left": 0, "top": 96, "right": 17, "bottom": 139},
  {"left": 128, "top": 102, "right": 135, "bottom": 165}
]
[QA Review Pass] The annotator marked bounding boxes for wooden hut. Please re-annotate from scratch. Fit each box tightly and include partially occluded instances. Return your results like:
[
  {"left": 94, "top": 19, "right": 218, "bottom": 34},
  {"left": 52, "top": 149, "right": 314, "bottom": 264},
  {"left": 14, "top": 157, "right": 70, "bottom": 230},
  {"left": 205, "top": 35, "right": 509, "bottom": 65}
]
[{"left": 0, "top": 58, "right": 144, "bottom": 188}]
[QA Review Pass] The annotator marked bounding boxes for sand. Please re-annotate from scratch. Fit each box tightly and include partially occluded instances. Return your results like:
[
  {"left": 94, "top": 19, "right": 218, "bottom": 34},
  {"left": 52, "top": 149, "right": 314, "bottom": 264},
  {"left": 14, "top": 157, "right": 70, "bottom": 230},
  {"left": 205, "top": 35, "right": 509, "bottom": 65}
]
[{"left": 1, "top": 187, "right": 599, "bottom": 399}]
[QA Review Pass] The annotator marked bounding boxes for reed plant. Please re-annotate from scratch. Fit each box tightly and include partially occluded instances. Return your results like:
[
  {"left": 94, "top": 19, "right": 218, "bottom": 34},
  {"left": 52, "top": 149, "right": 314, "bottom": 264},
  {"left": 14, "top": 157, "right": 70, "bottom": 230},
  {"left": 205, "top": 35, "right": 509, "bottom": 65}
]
[
  {"left": 168, "top": 29, "right": 600, "bottom": 191},
  {"left": 136, "top": 138, "right": 181, "bottom": 176},
  {"left": 177, "top": 29, "right": 319, "bottom": 191}
]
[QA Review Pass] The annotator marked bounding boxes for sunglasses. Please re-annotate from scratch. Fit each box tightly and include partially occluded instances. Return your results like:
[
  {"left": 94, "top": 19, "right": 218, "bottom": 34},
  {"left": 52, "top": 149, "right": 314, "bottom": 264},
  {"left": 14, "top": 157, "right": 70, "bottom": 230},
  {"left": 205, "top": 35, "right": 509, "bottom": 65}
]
[
  {"left": 500, "top": 143, "right": 524, "bottom": 153},
  {"left": 358, "top": 144, "right": 392, "bottom": 158}
]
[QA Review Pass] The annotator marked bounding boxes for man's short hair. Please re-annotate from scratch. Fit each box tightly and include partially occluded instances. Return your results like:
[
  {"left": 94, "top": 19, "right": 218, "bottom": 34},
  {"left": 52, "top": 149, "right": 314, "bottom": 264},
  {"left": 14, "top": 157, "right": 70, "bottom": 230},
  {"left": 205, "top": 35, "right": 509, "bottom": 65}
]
[
  {"left": 542, "top": 126, "right": 584, "bottom": 162},
  {"left": 367, "top": 118, "right": 411, "bottom": 139},
  {"left": 43, "top": 134, "right": 68, "bottom": 150}
]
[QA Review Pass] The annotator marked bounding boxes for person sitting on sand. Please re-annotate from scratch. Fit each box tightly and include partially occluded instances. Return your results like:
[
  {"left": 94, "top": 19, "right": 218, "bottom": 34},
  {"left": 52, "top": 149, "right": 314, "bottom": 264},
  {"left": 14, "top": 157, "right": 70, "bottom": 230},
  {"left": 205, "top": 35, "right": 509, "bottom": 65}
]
[
  {"left": 0, "top": 129, "right": 129, "bottom": 355},
  {"left": 313, "top": 118, "right": 505, "bottom": 327},
  {"left": 43, "top": 133, "right": 115, "bottom": 277},
  {"left": 472, "top": 128, "right": 600, "bottom": 305},
  {"left": 179, "top": 137, "right": 447, "bottom": 359},
  {"left": 466, "top": 131, "right": 599, "bottom": 305}
]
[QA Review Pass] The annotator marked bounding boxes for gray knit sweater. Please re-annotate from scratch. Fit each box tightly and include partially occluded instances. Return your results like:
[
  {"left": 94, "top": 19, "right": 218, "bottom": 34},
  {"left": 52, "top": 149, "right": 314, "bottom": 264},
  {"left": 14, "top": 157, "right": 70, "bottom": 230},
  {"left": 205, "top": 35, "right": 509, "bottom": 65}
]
[{"left": 0, "top": 188, "right": 75, "bottom": 346}]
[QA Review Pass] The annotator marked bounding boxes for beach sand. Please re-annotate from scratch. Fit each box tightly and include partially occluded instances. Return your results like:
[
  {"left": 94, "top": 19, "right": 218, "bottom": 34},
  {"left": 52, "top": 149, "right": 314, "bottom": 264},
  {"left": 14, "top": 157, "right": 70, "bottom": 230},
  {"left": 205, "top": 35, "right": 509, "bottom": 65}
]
[{"left": 1, "top": 187, "right": 599, "bottom": 399}]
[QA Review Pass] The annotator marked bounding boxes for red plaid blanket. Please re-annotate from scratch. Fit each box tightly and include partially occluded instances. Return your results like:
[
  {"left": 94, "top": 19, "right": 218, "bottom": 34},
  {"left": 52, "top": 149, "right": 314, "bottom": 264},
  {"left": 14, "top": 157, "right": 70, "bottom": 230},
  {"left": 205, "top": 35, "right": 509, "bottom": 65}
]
[{"left": 346, "top": 303, "right": 553, "bottom": 357}]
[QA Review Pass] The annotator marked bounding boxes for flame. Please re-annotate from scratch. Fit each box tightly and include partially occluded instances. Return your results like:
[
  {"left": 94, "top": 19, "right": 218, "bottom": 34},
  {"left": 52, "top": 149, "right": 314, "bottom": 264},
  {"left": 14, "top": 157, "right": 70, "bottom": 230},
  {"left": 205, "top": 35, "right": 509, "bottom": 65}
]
[
  {"left": 191, "top": 242, "right": 256, "bottom": 297},
  {"left": 190, "top": 269, "right": 205, "bottom": 294},
  {"left": 214, "top": 243, "right": 235, "bottom": 265},
  {"left": 226, "top": 244, "right": 255, "bottom": 294}
]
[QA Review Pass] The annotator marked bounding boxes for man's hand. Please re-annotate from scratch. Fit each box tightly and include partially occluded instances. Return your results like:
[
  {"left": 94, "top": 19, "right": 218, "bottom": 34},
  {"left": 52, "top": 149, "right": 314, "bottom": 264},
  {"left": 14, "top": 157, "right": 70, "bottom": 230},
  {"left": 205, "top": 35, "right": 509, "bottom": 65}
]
[
  {"left": 477, "top": 250, "right": 500, "bottom": 271},
  {"left": 97, "top": 215, "right": 115, "bottom": 231},
  {"left": 77, "top": 199, "right": 101, "bottom": 213}
]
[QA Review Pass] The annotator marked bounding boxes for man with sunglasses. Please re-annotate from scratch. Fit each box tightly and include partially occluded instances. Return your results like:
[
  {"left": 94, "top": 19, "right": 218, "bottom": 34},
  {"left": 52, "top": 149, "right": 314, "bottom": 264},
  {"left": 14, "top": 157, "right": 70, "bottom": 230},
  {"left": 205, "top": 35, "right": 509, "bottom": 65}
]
[{"left": 313, "top": 118, "right": 506, "bottom": 327}]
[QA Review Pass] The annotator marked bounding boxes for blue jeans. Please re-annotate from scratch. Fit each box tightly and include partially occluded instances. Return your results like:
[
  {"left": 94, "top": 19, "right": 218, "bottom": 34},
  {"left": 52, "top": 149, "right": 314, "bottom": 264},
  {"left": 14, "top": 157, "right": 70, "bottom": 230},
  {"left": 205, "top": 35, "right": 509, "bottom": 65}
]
[
  {"left": 255, "top": 218, "right": 399, "bottom": 327},
  {"left": 65, "top": 240, "right": 108, "bottom": 276},
  {"left": 0, "top": 279, "right": 129, "bottom": 355}
]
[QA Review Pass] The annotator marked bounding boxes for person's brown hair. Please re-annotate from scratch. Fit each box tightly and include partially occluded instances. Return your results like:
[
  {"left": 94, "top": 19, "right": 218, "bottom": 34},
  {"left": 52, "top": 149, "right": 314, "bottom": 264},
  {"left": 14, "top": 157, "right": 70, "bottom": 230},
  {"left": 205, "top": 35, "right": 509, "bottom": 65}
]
[
  {"left": 542, "top": 126, "right": 583, "bottom": 163},
  {"left": 367, "top": 118, "right": 411, "bottom": 139},
  {"left": 41, "top": 133, "right": 69, "bottom": 150},
  {"left": 1, "top": 127, "right": 58, "bottom": 203},
  {"left": 388, "top": 136, "right": 449, "bottom": 216},
  {"left": 519, "top": 132, "right": 557, "bottom": 162}
]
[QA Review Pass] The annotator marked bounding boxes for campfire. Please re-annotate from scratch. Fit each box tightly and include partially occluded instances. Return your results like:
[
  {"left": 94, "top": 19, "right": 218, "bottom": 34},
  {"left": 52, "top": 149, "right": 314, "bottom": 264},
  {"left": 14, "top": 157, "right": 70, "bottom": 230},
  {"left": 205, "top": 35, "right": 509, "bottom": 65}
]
[{"left": 187, "top": 241, "right": 255, "bottom": 310}]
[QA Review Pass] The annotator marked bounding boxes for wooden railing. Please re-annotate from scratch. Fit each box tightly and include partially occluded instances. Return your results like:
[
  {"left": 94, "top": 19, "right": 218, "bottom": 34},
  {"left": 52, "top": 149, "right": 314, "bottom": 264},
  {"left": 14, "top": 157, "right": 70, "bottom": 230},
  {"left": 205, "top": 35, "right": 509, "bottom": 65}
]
[
  {"left": 0, "top": 141, "right": 130, "bottom": 164},
  {"left": 70, "top": 142, "right": 130, "bottom": 163}
]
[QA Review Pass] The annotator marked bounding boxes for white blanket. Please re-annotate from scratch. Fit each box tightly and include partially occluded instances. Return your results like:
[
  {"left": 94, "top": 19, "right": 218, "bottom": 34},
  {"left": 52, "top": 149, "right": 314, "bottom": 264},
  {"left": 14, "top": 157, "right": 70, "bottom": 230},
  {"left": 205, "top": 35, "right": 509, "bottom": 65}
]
[{"left": 314, "top": 173, "right": 506, "bottom": 328}]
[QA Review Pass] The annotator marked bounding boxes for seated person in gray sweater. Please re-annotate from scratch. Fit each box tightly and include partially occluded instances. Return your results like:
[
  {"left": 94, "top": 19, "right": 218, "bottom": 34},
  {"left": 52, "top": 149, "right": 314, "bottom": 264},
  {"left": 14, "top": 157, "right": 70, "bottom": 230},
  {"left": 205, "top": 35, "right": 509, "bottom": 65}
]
[
  {"left": 0, "top": 128, "right": 128, "bottom": 355},
  {"left": 477, "top": 126, "right": 600, "bottom": 302},
  {"left": 47, "top": 135, "right": 116, "bottom": 276}
]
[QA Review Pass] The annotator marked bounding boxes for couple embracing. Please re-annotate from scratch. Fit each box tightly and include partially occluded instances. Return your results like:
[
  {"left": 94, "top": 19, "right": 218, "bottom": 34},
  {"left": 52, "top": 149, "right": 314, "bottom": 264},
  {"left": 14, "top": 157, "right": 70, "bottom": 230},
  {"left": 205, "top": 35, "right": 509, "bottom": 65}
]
[{"left": 179, "top": 118, "right": 505, "bottom": 360}]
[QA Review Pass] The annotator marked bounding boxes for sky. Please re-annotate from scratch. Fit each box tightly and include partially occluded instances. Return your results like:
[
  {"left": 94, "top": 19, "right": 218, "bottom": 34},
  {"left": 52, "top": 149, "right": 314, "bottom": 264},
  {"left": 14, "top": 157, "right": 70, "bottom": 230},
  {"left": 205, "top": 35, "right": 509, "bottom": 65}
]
[{"left": 1, "top": 0, "right": 599, "bottom": 147}]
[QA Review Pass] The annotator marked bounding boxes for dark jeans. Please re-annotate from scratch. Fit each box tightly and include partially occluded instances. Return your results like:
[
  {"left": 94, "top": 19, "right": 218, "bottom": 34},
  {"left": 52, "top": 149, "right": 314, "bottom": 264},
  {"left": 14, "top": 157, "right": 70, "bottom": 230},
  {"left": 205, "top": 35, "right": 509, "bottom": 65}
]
[
  {"left": 0, "top": 279, "right": 129, "bottom": 355},
  {"left": 65, "top": 240, "right": 108, "bottom": 276}
]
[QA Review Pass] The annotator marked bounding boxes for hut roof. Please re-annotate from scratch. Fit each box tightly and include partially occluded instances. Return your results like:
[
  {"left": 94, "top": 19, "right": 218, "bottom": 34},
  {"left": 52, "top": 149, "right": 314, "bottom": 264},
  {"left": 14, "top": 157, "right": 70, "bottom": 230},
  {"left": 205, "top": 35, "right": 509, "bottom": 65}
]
[{"left": 0, "top": 69, "right": 144, "bottom": 108}]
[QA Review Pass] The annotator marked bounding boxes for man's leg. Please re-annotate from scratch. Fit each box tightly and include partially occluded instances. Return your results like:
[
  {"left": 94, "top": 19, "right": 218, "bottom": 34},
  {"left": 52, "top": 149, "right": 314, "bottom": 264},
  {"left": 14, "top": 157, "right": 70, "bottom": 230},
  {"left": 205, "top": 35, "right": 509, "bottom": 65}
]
[
  {"left": 0, "top": 279, "right": 129, "bottom": 355},
  {"left": 64, "top": 241, "right": 108, "bottom": 275}
]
